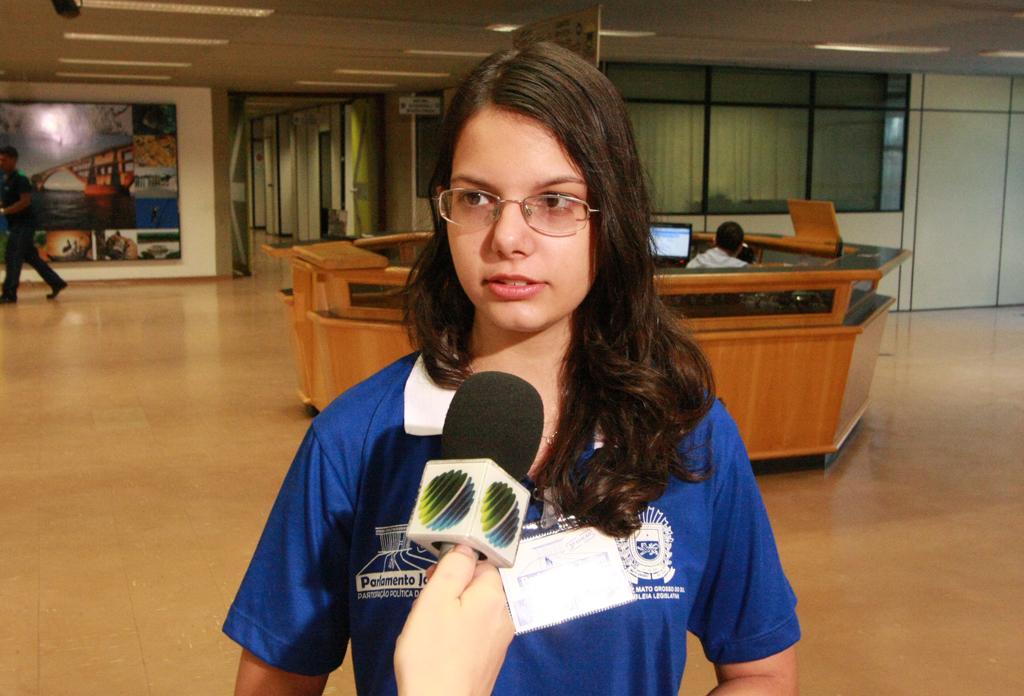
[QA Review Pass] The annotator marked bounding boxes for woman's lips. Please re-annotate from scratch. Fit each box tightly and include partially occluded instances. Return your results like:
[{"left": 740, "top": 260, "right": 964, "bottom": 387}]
[{"left": 485, "top": 275, "right": 545, "bottom": 300}]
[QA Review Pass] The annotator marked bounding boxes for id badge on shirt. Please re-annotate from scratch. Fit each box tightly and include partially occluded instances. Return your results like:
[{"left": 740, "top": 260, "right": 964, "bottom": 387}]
[{"left": 499, "top": 517, "right": 636, "bottom": 634}]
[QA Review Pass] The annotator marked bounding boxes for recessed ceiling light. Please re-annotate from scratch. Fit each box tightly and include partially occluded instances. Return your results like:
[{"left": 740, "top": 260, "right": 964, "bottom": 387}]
[
  {"left": 55, "top": 71, "right": 172, "bottom": 80},
  {"left": 599, "top": 29, "right": 655, "bottom": 38},
  {"left": 486, "top": 24, "right": 520, "bottom": 33},
  {"left": 81, "top": 1, "right": 273, "bottom": 17},
  {"left": 295, "top": 80, "right": 396, "bottom": 88},
  {"left": 978, "top": 50, "right": 1024, "bottom": 58},
  {"left": 64, "top": 32, "right": 228, "bottom": 45},
  {"left": 60, "top": 57, "right": 191, "bottom": 67},
  {"left": 813, "top": 42, "right": 949, "bottom": 54},
  {"left": 335, "top": 69, "right": 449, "bottom": 78},
  {"left": 404, "top": 49, "right": 490, "bottom": 58}
]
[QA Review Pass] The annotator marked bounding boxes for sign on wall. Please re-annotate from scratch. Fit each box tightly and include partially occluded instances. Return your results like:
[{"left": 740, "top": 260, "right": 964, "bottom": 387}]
[
  {"left": 0, "top": 101, "right": 181, "bottom": 262},
  {"left": 399, "top": 96, "right": 442, "bottom": 117},
  {"left": 513, "top": 6, "right": 601, "bottom": 66}
]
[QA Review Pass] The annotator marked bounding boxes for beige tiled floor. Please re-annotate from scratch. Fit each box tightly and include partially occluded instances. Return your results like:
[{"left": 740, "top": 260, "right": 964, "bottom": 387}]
[{"left": 1, "top": 247, "right": 1022, "bottom": 695}]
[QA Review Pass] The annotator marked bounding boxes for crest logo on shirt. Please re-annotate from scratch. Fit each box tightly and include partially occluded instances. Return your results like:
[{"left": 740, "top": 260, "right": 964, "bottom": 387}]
[
  {"left": 356, "top": 524, "right": 434, "bottom": 600},
  {"left": 616, "top": 506, "right": 676, "bottom": 585}
]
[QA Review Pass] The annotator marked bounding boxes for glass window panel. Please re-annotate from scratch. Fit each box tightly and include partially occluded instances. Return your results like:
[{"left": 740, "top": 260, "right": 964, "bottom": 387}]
[
  {"left": 628, "top": 103, "right": 705, "bottom": 213},
  {"left": 815, "top": 72, "right": 909, "bottom": 108},
  {"left": 605, "top": 64, "right": 705, "bottom": 101},
  {"left": 662, "top": 289, "right": 835, "bottom": 318},
  {"left": 708, "top": 107, "right": 808, "bottom": 213},
  {"left": 812, "top": 110, "right": 904, "bottom": 211},
  {"left": 711, "top": 68, "right": 810, "bottom": 105},
  {"left": 350, "top": 283, "right": 404, "bottom": 309}
]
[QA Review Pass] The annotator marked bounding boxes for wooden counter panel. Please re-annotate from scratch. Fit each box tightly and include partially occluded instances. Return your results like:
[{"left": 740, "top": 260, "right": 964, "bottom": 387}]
[
  {"left": 289, "top": 259, "right": 317, "bottom": 404},
  {"left": 322, "top": 269, "right": 407, "bottom": 321},
  {"left": 279, "top": 290, "right": 312, "bottom": 406},
  {"left": 294, "top": 241, "right": 389, "bottom": 270},
  {"left": 353, "top": 231, "right": 432, "bottom": 249},
  {"left": 657, "top": 268, "right": 880, "bottom": 292},
  {"left": 260, "top": 242, "right": 295, "bottom": 259},
  {"left": 308, "top": 312, "right": 413, "bottom": 410},
  {"left": 698, "top": 328, "right": 857, "bottom": 459}
]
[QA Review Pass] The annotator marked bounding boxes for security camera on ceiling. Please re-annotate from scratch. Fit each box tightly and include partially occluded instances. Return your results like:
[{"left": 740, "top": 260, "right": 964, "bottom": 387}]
[{"left": 52, "top": 0, "right": 82, "bottom": 19}]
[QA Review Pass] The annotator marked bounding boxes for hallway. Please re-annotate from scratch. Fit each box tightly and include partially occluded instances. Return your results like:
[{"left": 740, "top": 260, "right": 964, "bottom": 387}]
[{"left": 1, "top": 251, "right": 1022, "bottom": 695}]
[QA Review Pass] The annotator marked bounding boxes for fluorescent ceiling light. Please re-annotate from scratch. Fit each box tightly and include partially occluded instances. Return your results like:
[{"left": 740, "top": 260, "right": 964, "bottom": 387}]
[
  {"left": 978, "top": 50, "right": 1024, "bottom": 58},
  {"left": 599, "top": 29, "right": 655, "bottom": 38},
  {"left": 65, "top": 32, "right": 228, "bottom": 45},
  {"left": 296, "top": 80, "right": 396, "bottom": 88},
  {"left": 487, "top": 23, "right": 652, "bottom": 38},
  {"left": 404, "top": 49, "right": 490, "bottom": 58},
  {"left": 81, "top": 1, "right": 273, "bottom": 16},
  {"left": 60, "top": 57, "right": 191, "bottom": 67},
  {"left": 335, "top": 69, "right": 449, "bottom": 78},
  {"left": 813, "top": 42, "right": 948, "bottom": 54},
  {"left": 56, "top": 71, "right": 172, "bottom": 80}
]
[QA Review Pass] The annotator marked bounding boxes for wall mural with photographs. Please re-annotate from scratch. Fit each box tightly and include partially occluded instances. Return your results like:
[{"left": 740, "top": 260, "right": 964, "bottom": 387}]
[{"left": 0, "top": 101, "right": 181, "bottom": 263}]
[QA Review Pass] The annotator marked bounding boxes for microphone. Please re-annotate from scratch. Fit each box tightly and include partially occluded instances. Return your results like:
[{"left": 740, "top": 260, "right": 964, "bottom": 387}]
[{"left": 406, "top": 371, "right": 543, "bottom": 568}]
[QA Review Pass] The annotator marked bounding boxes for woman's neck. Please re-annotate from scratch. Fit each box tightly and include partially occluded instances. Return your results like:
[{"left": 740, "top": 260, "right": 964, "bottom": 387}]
[{"left": 469, "top": 322, "right": 569, "bottom": 460}]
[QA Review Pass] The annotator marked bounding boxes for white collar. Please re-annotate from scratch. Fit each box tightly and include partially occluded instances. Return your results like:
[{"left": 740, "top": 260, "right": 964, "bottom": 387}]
[
  {"left": 403, "top": 354, "right": 456, "bottom": 436},
  {"left": 402, "top": 354, "right": 604, "bottom": 448}
]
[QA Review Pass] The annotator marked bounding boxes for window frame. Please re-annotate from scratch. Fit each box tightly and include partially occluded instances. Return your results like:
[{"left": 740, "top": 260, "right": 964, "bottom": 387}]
[{"left": 604, "top": 63, "right": 910, "bottom": 215}]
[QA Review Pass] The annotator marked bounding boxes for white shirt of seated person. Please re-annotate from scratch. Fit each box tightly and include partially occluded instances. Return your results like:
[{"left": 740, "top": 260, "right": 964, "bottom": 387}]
[{"left": 687, "top": 246, "right": 748, "bottom": 269}]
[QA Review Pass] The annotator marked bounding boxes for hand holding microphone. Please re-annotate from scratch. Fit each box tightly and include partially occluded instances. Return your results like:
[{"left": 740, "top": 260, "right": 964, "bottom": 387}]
[{"left": 394, "top": 543, "right": 514, "bottom": 696}]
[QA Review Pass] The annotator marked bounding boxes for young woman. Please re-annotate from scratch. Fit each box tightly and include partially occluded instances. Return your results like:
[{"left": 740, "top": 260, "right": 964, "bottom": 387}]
[{"left": 226, "top": 42, "right": 799, "bottom": 696}]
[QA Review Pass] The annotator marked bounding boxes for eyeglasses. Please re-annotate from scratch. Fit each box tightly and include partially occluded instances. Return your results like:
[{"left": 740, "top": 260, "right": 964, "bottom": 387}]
[{"left": 435, "top": 188, "right": 598, "bottom": 237}]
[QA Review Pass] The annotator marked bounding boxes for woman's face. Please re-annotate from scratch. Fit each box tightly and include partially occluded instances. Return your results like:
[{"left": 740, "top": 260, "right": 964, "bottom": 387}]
[{"left": 447, "top": 106, "right": 596, "bottom": 350}]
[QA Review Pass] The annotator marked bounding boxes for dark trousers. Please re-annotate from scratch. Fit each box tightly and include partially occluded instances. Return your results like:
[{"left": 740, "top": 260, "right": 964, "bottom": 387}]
[{"left": 3, "top": 227, "right": 64, "bottom": 299}]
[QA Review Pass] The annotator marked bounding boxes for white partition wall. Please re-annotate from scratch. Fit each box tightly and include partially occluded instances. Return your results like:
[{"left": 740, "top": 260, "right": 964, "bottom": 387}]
[
  {"left": 907, "top": 74, "right": 1018, "bottom": 310},
  {"left": 1000, "top": 113, "right": 1024, "bottom": 305},
  {"left": 262, "top": 115, "right": 278, "bottom": 235},
  {"left": 913, "top": 110, "right": 1009, "bottom": 309},
  {"left": 277, "top": 113, "right": 299, "bottom": 237},
  {"left": 922, "top": 74, "right": 1012, "bottom": 111},
  {"left": 832, "top": 213, "right": 904, "bottom": 300}
]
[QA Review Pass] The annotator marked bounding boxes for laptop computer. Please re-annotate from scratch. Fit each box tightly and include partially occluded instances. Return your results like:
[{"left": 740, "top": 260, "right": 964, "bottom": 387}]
[{"left": 650, "top": 222, "right": 692, "bottom": 267}]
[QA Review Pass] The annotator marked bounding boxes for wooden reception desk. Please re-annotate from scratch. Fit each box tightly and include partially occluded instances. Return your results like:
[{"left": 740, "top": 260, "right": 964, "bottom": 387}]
[{"left": 265, "top": 232, "right": 908, "bottom": 465}]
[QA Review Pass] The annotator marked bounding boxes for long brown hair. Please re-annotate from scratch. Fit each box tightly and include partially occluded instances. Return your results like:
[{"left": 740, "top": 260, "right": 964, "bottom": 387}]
[{"left": 405, "top": 42, "right": 715, "bottom": 537}]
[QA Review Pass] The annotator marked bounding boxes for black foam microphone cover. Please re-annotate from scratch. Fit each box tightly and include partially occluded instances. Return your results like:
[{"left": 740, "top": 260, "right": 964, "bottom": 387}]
[{"left": 441, "top": 371, "right": 544, "bottom": 481}]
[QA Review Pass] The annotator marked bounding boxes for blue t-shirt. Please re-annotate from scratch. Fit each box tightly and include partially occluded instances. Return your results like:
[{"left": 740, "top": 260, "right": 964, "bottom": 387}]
[{"left": 224, "top": 354, "right": 799, "bottom": 694}]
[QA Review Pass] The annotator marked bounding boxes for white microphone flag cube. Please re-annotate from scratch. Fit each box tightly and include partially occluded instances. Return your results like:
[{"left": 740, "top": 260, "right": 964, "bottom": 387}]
[{"left": 406, "top": 458, "right": 531, "bottom": 568}]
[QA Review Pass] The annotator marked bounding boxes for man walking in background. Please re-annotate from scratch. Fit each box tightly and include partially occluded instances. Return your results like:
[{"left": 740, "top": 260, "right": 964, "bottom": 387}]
[{"left": 1, "top": 145, "right": 66, "bottom": 304}]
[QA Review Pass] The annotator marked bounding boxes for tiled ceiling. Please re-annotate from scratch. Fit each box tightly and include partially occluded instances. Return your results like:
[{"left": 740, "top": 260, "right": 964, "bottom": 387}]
[{"left": 1, "top": 0, "right": 1022, "bottom": 95}]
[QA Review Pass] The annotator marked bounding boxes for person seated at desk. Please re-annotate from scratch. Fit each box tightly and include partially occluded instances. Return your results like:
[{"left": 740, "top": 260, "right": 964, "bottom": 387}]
[{"left": 688, "top": 221, "right": 749, "bottom": 269}]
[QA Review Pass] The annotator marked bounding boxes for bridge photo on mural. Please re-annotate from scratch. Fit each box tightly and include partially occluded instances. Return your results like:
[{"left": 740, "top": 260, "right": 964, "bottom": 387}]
[{"left": 0, "top": 101, "right": 180, "bottom": 262}]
